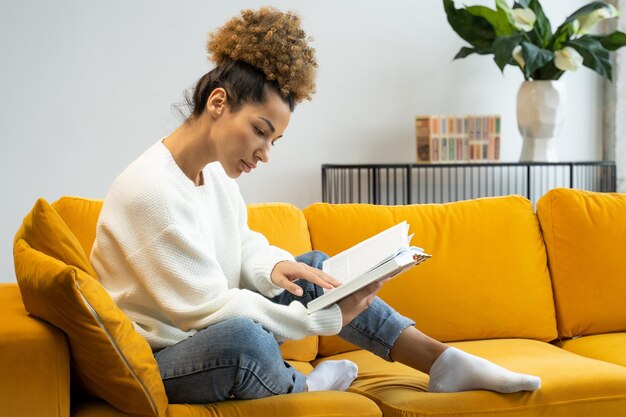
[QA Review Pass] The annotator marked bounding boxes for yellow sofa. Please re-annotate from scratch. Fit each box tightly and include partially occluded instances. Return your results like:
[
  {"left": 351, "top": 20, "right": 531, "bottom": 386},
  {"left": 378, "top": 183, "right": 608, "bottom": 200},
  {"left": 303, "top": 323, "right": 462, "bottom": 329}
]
[{"left": 2, "top": 188, "right": 626, "bottom": 417}]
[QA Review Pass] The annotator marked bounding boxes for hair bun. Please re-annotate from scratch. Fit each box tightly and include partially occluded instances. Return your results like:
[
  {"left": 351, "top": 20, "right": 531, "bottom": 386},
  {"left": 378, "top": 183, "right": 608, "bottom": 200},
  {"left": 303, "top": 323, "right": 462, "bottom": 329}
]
[{"left": 207, "top": 7, "right": 317, "bottom": 103}]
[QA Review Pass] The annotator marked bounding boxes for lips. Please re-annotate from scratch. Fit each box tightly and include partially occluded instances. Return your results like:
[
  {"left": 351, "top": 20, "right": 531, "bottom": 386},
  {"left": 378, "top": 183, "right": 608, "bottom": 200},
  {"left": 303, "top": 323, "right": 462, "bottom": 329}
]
[{"left": 240, "top": 160, "right": 256, "bottom": 173}]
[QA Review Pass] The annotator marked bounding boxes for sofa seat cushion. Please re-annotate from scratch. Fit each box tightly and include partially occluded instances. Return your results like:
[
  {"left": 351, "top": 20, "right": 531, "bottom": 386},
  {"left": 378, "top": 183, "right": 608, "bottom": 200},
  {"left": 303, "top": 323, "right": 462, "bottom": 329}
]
[
  {"left": 72, "top": 391, "right": 382, "bottom": 417},
  {"left": 315, "top": 339, "right": 626, "bottom": 417},
  {"left": 304, "top": 197, "right": 558, "bottom": 356},
  {"left": 537, "top": 188, "right": 626, "bottom": 338},
  {"left": 557, "top": 333, "right": 626, "bottom": 368}
]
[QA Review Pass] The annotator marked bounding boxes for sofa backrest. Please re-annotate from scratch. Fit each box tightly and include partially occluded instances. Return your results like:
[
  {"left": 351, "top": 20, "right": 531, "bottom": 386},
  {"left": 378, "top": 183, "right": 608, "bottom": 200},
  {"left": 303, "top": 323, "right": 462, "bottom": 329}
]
[
  {"left": 304, "top": 196, "right": 559, "bottom": 356},
  {"left": 537, "top": 188, "right": 626, "bottom": 339},
  {"left": 52, "top": 196, "right": 103, "bottom": 257},
  {"left": 51, "top": 197, "right": 315, "bottom": 262}
]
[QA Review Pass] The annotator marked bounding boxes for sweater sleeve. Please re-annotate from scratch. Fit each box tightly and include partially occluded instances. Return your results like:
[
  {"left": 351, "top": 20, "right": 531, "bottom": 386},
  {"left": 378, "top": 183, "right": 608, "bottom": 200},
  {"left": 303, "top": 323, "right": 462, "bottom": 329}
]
[{"left": 127, "top": 222, "right": 342, "bottom": 342}]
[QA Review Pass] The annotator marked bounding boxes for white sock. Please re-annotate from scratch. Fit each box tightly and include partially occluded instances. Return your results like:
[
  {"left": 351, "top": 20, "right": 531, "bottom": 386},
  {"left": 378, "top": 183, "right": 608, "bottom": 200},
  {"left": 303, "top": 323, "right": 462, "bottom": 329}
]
[
  {"left": 428, "top": 347, "right": 541, "bottom": 393},
  {"left": 306, "top": 360, "right": 358, "bottom": 392}
]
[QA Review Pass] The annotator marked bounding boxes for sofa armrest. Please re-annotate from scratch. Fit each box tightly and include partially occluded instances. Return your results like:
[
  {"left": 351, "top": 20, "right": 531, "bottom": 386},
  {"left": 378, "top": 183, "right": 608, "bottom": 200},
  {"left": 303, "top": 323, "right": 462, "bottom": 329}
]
[{"left": 0, "top": 284, "right": 70, "bottom": 417}]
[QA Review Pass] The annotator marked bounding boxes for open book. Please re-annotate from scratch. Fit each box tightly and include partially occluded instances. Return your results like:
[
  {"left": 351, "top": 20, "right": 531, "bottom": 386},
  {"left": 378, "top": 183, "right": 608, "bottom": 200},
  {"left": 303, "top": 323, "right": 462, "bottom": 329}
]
[{"left": 306, "top": 221, "right": 431, "bottom": 314}]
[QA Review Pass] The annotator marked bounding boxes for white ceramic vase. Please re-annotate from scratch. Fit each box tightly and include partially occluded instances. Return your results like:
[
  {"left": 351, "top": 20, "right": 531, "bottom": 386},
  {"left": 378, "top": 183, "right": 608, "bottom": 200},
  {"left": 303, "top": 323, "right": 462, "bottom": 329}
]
[{"left": 516, "top": 80, "right": 567, "bottom": 162}]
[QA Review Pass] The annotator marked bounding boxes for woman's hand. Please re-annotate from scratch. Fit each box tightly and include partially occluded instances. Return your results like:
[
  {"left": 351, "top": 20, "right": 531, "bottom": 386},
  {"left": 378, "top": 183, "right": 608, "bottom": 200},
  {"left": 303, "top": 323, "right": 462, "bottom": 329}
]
[
  {"left": 271, "top": 260, "right": 342, "bottom": 296},
  {"left": 337, "top": 280, "right": 385, "bottom": 326}
]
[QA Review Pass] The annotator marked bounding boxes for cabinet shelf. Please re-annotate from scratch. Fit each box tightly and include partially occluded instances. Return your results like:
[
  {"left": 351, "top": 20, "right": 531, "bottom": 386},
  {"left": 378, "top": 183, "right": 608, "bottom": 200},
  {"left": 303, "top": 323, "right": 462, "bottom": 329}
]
[{"left": 322, "top": 162, "right": 616, "bottom": 205}]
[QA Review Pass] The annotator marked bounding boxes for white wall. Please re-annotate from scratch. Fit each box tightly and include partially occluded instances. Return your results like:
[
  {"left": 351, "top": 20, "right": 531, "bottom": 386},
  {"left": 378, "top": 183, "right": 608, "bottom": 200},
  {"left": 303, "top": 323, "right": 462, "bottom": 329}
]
[{"left": 0, "top": 0, "right": 604, "bottom": 283}]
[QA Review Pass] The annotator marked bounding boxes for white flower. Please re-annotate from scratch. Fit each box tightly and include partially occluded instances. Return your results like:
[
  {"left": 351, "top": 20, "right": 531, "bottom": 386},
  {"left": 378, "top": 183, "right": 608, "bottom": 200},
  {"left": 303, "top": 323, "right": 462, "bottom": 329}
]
[
  {"left": 512, "top": 45, "right": 525, "bottom": 69},
  {"left": 511, "top": 8, "right": 537, "bottom": 32},
  {"left": 554, "top": 47, "right": 584, "bottom": 72},
  {"left": 576, "top": 4, "right": 620, "bottom": 35}
]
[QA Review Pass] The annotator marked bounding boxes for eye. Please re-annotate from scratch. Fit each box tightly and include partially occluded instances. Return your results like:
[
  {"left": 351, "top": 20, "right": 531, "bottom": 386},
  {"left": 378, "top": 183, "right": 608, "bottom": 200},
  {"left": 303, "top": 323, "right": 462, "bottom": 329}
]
[{"left": 254, "top": 126, "right": 265, "bottom": 136}]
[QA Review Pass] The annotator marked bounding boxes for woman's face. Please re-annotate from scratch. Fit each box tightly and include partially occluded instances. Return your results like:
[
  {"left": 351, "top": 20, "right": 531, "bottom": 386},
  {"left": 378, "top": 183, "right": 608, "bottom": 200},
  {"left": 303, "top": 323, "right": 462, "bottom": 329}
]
[{"left": 212, "top": 88, "right": 291, "bottom": 179}]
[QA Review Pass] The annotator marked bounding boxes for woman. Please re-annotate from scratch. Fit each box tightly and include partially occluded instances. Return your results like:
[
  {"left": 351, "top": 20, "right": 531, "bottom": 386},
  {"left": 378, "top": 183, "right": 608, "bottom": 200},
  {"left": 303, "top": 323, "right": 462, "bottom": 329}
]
[{"left": 91, "top": 7, "right": 540, "bottom": 404}]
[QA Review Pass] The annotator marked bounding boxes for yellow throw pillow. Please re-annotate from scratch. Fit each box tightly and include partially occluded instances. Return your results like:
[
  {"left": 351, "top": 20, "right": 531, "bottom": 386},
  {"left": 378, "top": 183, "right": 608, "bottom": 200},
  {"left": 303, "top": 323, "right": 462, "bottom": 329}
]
[
  {"left": 14, "top": 198, "right": 97, "bottom": 278},
  {"left": 13, "top": 198, "right": 167, "bottom": 417},
  {"left": 51, "top": 196, "right": 104, "bottom": 258},
  {"left": 248, "top": 203, "right": 319, "bottom": 362},
  {"left": 305, "top": 197, "right": 558, "bottom": 357},
  {"left": 537, "top": 188, "right": 626, "bottom": 338}
]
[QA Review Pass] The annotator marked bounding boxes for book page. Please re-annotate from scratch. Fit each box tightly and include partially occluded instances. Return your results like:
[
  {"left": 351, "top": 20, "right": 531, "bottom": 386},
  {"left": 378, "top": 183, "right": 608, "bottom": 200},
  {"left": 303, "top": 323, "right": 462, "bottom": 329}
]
[{"left": 322, "top": 222, "right": 409, "bottom": 283}]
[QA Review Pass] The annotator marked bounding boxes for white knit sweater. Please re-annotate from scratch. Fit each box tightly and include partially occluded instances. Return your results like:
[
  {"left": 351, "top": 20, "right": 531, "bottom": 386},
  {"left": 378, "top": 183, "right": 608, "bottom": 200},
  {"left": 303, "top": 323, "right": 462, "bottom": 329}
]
[{"left": 90, "top": 139, "right": 342, "bottom": 350}]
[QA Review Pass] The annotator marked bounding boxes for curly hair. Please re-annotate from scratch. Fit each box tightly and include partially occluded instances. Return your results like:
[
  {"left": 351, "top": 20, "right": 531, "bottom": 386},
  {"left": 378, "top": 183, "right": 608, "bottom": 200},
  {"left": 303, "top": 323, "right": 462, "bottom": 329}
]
[{"left": 206, "top": 7, "right": 317, "bottom": 104}]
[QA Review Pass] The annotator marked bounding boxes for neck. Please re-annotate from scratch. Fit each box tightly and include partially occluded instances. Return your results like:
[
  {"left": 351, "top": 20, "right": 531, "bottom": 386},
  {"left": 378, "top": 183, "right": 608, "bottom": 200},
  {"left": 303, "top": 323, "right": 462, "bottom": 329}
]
[{"left": 162, "top": 116, "right": 216, "bottom": 185}]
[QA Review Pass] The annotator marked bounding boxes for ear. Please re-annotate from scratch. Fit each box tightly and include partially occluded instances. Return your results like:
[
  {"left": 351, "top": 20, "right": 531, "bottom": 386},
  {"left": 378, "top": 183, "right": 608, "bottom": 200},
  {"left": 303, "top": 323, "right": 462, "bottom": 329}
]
[{"left": 206, "top": 88, "right": 228, "bottom": 118}]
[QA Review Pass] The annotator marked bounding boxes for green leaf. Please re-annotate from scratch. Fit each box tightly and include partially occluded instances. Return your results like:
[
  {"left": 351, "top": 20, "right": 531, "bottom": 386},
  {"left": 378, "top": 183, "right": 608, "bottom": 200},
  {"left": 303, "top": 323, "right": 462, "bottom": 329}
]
[
  {"left": 551, "top": 2, "right": 609, "bottom": 50},
  {"left": 466, "top": 5, "right": 515, "bottom": 36},
  {"left": 550, "top": 23, "right": 576, "bottom": 51},
  {"left": 587, "top": 31, "right": 626, "bottom": 51},
  {"left": 565, "top": 36, "right": 613, "bottom": 81},
  {"left": 497, "top": 0, "right": 516, "bottom": 25},
  {"left": 528, "top": 0, "right": 552, "bottom": 48},
  {"left": 534, "top": 61, "right": 565, "bottom": 80},
  {"left": 521, "top": 41, "right": 554, "bottom": 79},
  {"left": 561, "top": 1, "right": 612, "bottom": 27},
  {"left": 454, "top": 47, "right": 492, "bottom": 59},
  {"left": 443, "top": 0, "right": 496, "bottom": 49},
  {"left": 492, "top": 34, "right": 523, "bottom": 71}
]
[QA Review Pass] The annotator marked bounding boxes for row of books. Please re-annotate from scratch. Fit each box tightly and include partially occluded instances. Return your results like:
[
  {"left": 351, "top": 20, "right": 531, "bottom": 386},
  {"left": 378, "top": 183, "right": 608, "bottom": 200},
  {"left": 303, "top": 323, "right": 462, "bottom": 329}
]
[{"left": 415, "top": 115, "right": 501, "bottom": 163}]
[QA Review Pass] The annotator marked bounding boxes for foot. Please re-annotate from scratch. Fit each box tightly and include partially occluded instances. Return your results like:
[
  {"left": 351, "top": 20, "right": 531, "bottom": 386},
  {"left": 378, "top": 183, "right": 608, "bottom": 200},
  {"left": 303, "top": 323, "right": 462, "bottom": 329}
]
[
  {"left": 428, "top": 347, "right": 541, "bottom": 393},
  {"left": 306, "top": 360, "right": 358, "bottom": 392}
]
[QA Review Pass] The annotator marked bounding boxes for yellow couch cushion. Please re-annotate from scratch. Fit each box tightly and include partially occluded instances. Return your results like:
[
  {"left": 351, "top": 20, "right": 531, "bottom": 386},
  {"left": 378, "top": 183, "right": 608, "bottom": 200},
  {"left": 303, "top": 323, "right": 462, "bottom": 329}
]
[
  {"left": 247, "top": 202, "right": 318, "bottom": 362},
  {"left": 0, "top": 284, "right": 70, "bottom": 417},
  {"left": 73, "top": 391, "right": 382, "bottom": 417},
  {"left": 304, "top": 197, "right": 558, "bottom": 356},
  {"left": 316, "top": 339, "right": 626, "bottom": 417},
  {"left": 13, "top": 198, "right": 168, "bottom": 417},
  {"left": 556, "top": 333, "right": 626, "bottom": 368},
  {"left": 537, "top": 188, "right": 626, "bottom": 338},
  {"left": 247, "top": 202, "right": 314, "bottom": 257}
]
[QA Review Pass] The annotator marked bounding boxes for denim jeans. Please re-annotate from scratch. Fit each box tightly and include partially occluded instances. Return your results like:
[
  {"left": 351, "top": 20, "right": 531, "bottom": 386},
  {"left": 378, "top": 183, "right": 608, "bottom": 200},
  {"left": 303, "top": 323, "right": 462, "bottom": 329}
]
[{"left": 154, "top": 250, "right": 415, "bottom": 404}]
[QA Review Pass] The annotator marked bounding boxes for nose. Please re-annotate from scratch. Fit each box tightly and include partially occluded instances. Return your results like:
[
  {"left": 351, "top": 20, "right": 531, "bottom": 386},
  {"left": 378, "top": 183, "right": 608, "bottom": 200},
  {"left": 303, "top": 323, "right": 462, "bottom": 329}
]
[{"left": 255, "top": 143, "right": 271, "bottom": 164}]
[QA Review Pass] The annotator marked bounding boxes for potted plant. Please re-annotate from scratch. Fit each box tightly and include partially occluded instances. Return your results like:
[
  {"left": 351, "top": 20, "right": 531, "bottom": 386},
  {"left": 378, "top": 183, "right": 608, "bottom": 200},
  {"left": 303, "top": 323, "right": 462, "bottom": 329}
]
[{"left": 443, "top": 0, "right": 626, "bottom": 161}]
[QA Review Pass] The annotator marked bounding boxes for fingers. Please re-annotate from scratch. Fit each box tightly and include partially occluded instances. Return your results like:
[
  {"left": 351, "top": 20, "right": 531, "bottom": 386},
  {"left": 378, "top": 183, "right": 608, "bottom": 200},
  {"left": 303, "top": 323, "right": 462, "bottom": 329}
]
[
  {"left": 301, "top": 266, "right": 341, "bottom": 289},
  {"left": 337, "top": 280, "right": 383, "bottom": 326},
  {"left": 285, "top": 262, "right": 341, "bottom": 290},
  {"left": 271, "top": 261, "right": 342, "bottom": 295},
  {"left": 358, "top": 280, "right": 383, "bottom": 299},
  {"left": 278, "top": 279, "right": 304, "bottom": 297}
]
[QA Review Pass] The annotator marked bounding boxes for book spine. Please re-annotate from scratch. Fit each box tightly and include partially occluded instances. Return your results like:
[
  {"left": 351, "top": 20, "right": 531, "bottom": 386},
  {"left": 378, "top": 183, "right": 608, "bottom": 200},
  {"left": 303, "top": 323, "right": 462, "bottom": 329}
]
[
  {"left": 432, "top": 116, "right": 440, "bottom": 163},
  {"left": 468, "top": 116, "right": 476, "bottom": 162},
  {"left": 415, "top": 115, "right": 432, "bottom": 163},
  {"left": 495, "top": 115, "right": 501, "bottom": 161},
  {"left": 441, "top": 115, "right": 447, "bottom": 162},
  {"left": 448, "top": 116, "right": 456, "bottom": 162}
]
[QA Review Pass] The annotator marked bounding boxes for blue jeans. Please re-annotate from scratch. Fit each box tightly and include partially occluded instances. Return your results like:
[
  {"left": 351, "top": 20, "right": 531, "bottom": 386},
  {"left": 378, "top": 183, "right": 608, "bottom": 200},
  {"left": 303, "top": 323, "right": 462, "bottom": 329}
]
[{"left": 154, "top": 250, "right": 415, "bottom": 404}]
